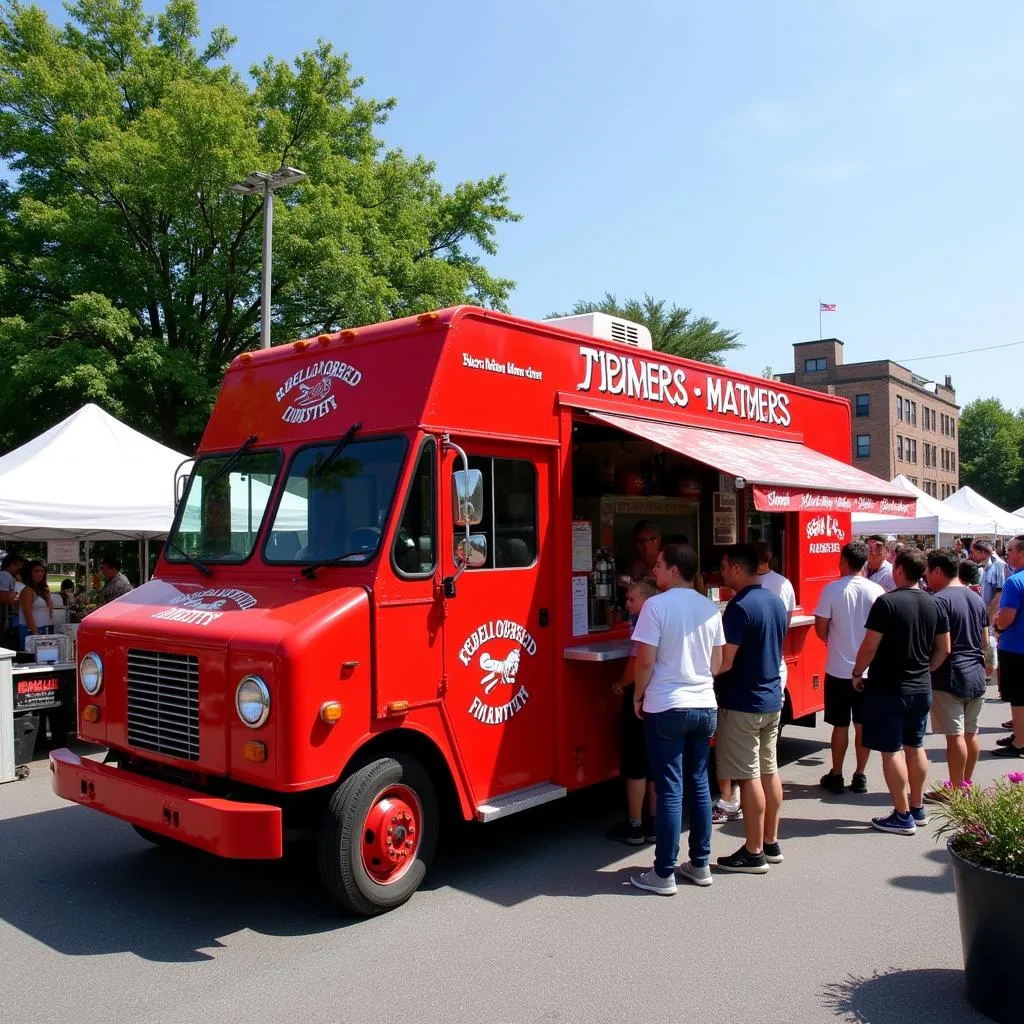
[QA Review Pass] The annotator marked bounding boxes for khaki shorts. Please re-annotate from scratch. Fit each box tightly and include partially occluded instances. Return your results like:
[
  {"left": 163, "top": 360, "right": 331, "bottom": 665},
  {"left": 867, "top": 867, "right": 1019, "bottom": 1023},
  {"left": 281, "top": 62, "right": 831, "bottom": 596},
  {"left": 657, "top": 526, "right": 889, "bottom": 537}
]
[
  {"left": 930, "top": 690, "right": 984, "bottom": 736},
  {"left": 716, "top": 708, "right": 781, "bottom": 780}
]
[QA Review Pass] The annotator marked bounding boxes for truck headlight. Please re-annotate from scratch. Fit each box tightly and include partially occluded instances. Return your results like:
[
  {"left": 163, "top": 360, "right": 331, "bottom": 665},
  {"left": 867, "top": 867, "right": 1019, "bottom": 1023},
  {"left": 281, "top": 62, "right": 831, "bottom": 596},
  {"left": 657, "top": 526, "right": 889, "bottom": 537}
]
[
  {"left": 80, "top": 653, "right": 103, "bottom": 696},
  {"left": 235, "top": 675, "right": 270, "bottom": 728}
]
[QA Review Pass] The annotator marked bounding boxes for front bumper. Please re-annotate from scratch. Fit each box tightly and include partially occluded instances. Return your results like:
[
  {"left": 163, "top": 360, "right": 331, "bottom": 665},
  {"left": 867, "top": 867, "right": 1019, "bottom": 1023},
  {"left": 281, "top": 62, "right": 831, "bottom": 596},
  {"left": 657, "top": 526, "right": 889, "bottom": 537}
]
[{"left": 49, "top": 748, "right": 283, "bottom": 859}]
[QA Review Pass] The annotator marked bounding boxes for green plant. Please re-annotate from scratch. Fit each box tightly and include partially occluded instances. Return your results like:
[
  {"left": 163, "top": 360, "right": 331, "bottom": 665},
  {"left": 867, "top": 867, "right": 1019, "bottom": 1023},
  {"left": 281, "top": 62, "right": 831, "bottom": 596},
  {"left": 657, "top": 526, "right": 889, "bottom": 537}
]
[{"left": 935, "top": 773, "right": 1024, "bottom": 875}]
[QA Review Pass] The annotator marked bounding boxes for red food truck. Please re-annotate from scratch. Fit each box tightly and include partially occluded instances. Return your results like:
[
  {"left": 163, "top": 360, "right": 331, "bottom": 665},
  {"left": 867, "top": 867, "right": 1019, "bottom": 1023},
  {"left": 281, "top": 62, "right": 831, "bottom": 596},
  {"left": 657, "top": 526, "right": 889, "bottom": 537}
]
[{"left": 50, "top": 306, "right": 914, "bottom": 914}]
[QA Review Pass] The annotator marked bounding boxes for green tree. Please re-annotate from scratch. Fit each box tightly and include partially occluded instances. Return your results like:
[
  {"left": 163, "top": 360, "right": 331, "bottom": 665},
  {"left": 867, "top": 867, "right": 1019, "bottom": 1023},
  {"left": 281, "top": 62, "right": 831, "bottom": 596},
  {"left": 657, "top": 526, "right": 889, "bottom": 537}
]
[
  {"left": 548, "top": 293, "right": 741, "bottom": 365},
  {"left": 958, "top": 398, "right": 1024, "bottom": 511},
  {"left": 0, "top": 0, "right": 519, "bottom": 451}
]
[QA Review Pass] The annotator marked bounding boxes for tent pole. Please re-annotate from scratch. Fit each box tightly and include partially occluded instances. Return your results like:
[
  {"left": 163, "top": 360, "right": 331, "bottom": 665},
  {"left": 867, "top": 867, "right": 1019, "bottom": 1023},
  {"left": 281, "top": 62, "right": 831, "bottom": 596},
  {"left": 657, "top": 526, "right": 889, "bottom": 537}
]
[{"left": 144, "top": 538, "right": 149, "bottom": 583}]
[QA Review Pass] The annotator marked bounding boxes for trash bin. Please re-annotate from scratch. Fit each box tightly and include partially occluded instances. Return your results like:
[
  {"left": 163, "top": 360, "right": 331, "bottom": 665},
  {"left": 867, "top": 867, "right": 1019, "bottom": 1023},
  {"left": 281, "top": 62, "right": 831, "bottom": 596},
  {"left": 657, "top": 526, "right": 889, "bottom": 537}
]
[{"left": 13, "top": 712, "right": 38, "bottom": 767}]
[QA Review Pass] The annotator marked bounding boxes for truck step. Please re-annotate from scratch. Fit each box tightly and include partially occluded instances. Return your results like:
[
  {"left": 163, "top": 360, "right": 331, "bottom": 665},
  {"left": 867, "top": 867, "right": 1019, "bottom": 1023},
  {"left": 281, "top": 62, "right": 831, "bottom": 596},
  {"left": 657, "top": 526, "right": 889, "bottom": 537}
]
[{"left": 475, "top": 782, "right": 567, "bottom": 822}]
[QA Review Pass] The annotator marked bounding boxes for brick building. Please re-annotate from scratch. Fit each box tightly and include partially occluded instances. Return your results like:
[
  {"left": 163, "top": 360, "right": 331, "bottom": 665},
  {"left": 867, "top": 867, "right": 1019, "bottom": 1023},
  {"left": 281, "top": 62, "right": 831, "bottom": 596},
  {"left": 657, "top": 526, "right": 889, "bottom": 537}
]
[{"left": 778, "top": 339, "right": 960, "bottom": 497}]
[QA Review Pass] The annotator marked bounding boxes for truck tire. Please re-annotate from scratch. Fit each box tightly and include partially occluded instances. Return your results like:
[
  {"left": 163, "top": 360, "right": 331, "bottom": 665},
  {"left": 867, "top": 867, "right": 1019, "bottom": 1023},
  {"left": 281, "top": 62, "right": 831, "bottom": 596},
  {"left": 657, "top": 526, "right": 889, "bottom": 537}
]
[
  {"left": 317, "top": 755, "right": 438, "bottom": 916},
  {"left": 131, "top": 824, "right": 183, "bottom": 850}
]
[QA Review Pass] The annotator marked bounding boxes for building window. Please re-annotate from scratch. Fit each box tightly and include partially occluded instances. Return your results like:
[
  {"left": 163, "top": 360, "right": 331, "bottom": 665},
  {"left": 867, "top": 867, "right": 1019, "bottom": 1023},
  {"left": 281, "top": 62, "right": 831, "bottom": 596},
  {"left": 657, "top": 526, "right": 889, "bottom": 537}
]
[
  {"left": 804, "top": 357, "right": 827, "bottom": 372},
  {"left": 909, "top": 476, "right": 918, "bottom": 486},
  {"left": 951, "top": 421, "right": 956, "bottom": 440},
  {"left": 951, "top": 451, "right": 956, "bottom": 473},
  {"left": 909, "top": 401, "right": 917, "bottom": 426},
  {"left": 856, "top": 434, "right": 871, "bottom": 459},
  {"left": 909, "top": 439, "right": 917, "bottom": 463},
  {"left": 855, "top": 393, "right": 870, "bottom": 417},
  {"left": 897, "top": 435, "right": 904, "bottom": 461},
  {"left": 897, "top": 396, "right": 904, "bottom": 421},
  {"left": 461, "top": 456, "right": 538, "bottom": 569}
]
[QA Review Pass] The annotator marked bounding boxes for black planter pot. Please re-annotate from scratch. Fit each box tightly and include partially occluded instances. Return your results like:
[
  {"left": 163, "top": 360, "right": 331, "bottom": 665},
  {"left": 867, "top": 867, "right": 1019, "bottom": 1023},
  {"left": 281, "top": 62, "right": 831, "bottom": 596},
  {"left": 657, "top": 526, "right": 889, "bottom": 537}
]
[{"left": 949, "top": 838, "right": 1024, "bottom": 1023}]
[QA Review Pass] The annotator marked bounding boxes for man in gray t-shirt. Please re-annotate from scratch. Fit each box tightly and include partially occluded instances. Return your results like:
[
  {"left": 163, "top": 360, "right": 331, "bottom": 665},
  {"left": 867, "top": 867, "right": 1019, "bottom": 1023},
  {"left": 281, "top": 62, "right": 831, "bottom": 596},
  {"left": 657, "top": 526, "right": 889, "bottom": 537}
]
[{"left": 96, "top": 555, "right": 133, "bottom": 608}]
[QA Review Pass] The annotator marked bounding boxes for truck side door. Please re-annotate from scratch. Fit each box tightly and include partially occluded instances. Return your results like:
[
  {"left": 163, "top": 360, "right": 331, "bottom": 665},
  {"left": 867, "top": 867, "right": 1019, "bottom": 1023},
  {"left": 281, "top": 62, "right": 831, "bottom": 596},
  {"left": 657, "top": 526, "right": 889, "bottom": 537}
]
[{"left": 442, "top": 442, "right": 555, "bottom": 803}]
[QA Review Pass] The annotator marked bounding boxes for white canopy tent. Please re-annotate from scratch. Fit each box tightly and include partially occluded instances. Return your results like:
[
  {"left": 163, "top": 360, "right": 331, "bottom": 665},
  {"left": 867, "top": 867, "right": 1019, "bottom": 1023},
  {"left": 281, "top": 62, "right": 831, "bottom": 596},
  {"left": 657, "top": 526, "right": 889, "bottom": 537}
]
[
  {"left": 853, "top": 475, "right": 994, "bottom": 541},
  {"left": 1015, "top": 505, "right": 1024, "bottom": 518},
  {"left": 0, "top": 404, "right": 187, "bottom": 541},
  {"left": 941, "top": 486, "right": 1024, "bottom": 538}
]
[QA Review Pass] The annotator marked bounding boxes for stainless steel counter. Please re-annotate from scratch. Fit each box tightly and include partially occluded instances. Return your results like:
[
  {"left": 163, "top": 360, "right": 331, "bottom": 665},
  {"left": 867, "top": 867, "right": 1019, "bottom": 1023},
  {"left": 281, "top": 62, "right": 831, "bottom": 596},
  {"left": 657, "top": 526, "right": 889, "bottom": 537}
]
[{"left": 563, "top": 639, "right": 633, "bottom": 663}]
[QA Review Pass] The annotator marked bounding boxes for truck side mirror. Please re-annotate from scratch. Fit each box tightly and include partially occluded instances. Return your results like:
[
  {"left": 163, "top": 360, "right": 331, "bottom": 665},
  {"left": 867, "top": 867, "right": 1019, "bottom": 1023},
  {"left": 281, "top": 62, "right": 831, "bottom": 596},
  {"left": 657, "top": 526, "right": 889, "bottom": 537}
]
[
  {"left": 452, "top": 469, "right": 484, "bottom": 527},
  {"left": 455, "top": 534, "right": 488, "bottom": 568}
]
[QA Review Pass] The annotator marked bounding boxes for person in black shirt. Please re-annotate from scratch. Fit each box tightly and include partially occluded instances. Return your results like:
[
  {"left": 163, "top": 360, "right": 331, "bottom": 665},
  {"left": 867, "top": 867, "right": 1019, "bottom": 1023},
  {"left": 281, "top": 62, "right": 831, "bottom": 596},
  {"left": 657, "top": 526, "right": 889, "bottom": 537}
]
[
  {"left": 923, "top": 549, "right": 989, "bottom": 800},
  {"left": 852, "top": 549, "right": 950, "bottom": 836}
]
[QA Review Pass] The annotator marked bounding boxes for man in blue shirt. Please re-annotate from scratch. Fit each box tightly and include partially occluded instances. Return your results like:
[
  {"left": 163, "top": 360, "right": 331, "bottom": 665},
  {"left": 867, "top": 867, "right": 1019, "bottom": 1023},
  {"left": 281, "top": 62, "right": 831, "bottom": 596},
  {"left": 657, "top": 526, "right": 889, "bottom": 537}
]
[
  {"left": 714, "top": 543, "right": 788, "bottom": 874},
  {"left": 992, "top": 535, "right": 1024, "bottom": 758}
]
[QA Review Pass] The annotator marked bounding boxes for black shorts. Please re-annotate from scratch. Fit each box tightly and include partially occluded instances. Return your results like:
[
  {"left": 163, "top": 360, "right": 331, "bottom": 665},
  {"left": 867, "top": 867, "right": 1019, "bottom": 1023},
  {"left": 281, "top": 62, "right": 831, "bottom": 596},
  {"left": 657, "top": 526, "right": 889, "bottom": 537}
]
[
  {"left": 861, "top": 691, "right": 932, "bottom": 753},
  {"left": 999, "top": 650, "right": 1024, "bottom": 707},
  {"left": 620, "top": 685, "right": 652, "bottom": 780},
  {"left": 824, "top": 674, "right": 864, "bottom": 728}
]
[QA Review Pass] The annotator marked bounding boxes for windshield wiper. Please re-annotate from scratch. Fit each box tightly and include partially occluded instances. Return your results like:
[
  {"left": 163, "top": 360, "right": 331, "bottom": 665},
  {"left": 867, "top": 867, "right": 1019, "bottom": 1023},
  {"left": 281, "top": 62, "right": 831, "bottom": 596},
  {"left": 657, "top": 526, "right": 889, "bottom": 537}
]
[
  {"left": 301, "top": 550, "right": 370, "bottom": 580},
  {"left": 205, "top": 434, "right": 258, "bottom": 491},
  {"left": 310, "top": 422, "right": 362, "bottom": 480},
  {"left": 164, "top": 538, "right": 211, "bottom": 577}
]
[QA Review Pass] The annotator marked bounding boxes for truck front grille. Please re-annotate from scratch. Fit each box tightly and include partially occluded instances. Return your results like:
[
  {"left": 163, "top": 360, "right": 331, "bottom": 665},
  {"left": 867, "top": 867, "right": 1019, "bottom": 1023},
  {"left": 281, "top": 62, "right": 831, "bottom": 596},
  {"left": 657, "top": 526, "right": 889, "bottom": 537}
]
[{"left": 126, "top": 649, "right": 200, "bottom": 761}]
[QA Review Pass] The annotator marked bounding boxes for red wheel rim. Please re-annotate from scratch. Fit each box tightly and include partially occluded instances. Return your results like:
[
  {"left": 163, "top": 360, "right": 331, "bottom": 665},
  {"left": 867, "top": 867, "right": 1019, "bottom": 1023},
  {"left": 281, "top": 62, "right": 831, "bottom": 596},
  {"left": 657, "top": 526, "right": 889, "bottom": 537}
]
[{"left": 360, "top": 784, "right": 423, "bottom": 884}]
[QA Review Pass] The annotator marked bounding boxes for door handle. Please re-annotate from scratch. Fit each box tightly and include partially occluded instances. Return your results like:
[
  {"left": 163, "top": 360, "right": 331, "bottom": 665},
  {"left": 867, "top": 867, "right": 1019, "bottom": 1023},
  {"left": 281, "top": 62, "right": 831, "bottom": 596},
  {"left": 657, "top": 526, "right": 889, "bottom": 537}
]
[{"left": 539, "top": 608, "right": 549, "bottom": 627}]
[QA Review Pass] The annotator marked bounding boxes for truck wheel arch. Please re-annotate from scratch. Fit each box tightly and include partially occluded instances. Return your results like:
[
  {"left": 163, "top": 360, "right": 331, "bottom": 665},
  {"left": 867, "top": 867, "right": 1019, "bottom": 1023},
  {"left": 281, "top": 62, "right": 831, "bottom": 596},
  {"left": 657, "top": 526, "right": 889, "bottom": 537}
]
[{"left": 338, "top": 727, "right": 467, "bottom": 823}]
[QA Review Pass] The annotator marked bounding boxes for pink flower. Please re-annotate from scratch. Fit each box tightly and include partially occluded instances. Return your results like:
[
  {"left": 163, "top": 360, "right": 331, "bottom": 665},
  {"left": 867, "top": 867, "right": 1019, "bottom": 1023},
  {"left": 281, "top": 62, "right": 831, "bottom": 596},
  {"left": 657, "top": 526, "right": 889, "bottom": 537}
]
[{"left": 1007, "top": 771, "right": 1024, "bottom": 784}]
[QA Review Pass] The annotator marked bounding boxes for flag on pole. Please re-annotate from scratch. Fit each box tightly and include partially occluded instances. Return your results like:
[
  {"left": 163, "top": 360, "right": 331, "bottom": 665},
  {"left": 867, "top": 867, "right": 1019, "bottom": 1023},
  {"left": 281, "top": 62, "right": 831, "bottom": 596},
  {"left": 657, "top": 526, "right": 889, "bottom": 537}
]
[{"left": 819, "top": 302, "right": 837, "bottom": 312}]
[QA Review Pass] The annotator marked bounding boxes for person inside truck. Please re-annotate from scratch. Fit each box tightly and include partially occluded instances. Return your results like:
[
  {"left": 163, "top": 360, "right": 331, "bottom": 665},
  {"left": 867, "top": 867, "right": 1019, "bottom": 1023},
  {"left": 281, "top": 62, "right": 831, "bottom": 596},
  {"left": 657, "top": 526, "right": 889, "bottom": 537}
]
[{"left": 630, "top": 520, "right": 661, "bottom": 581}]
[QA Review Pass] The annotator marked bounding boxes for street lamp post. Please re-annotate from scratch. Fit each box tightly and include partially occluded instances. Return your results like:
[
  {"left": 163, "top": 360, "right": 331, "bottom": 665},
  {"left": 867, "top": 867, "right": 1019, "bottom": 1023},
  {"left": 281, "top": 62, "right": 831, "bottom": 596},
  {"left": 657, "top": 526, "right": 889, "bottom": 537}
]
[{"left": 230, "top": 166, "right": 307, "bottom": 349}]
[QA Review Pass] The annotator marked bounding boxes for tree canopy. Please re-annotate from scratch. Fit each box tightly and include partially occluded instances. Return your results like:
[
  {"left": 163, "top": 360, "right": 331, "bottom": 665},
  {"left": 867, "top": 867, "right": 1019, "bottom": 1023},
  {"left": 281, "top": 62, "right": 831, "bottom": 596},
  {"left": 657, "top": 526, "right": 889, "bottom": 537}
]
[
  {"left": 0, "top": 0, "right": 519, "bottom": 451},
  {"left": 548, "top": 293, "right": 742, "bottom": 365},
  {"left": 958, "top": 397, "right": 1024, "bottom": 512}
]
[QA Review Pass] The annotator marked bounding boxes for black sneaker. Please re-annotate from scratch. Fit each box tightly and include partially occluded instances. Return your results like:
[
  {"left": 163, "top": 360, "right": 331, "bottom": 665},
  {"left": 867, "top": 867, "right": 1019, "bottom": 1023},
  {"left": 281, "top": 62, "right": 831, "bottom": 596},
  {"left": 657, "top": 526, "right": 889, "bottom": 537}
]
[
  {"left": 764, "top": 841, "right": 784, "bottom": 864},
  {"left": 641, "top": 816, "right": 657, "bottom": 844},
  {"left": 850, "top": 773, "right": 868, "bottom": 794},
  {"left": 996, "top": 734, "right": 1017, "bottom": 747},
  {"left": 1003, "top": 720, "right": 1014, "bottom": 730},
  {"left": 819, "top": 771, "right": 845, "bottom": 794},
  {"left": 992, "top": 744, "right": 1024, "bottom": 759},
  {"left": 606, "top": 819, "right": 645, "bottom": 845},
  {"left": 716, "top": 844, "right": 769, "bottom": 874}
]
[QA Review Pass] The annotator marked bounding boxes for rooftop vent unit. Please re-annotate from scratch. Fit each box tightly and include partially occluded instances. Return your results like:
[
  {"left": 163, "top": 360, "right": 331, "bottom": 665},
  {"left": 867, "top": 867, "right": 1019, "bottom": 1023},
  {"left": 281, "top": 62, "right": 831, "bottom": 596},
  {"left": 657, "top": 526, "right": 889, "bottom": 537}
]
[{"left": 543, "top": 312, "right": 653, "bottom": 350}]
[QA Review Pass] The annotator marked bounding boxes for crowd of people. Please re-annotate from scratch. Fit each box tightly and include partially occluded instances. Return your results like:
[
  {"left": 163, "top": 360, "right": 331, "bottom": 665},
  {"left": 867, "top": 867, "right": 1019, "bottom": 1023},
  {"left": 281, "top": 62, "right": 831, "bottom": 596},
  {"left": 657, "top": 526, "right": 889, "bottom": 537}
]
[
  {"left": 0, "top": 552, "right": 134, "bottom": 652},
  {"left": 608, "top": 527, "right": 1024, "bottom": 895}
]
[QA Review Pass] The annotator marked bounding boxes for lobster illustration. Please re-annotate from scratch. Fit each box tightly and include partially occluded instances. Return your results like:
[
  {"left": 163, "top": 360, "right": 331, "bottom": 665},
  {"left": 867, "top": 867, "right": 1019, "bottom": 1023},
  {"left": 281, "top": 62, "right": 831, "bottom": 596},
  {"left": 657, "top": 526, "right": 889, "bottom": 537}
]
[
  {"left": 479, "top": 649, "right": 521, "bottom": 694},
  {"left": 295, "top": 377, "right": 332, "bottom": 407}
]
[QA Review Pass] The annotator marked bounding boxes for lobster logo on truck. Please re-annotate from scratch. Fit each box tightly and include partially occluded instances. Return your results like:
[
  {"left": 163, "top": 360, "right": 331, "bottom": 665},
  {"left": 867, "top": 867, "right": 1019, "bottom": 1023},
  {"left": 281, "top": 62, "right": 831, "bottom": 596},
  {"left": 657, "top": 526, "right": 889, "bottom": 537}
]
[
  {"left": 458, "top": 619, "right": 537, "bottom": 725},
  {"left": 275, "top": 359, "right": 363, "bottom": 424}
]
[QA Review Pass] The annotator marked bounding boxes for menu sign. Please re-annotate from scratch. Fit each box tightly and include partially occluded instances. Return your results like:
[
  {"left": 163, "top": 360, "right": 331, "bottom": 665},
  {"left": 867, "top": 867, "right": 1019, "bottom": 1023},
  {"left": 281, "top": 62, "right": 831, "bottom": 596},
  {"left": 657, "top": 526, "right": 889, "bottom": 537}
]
[
  {"left": 753, "top": 486, "right": 916, "bottom": 517},
  {"left": 712, "top": 492, "right": 737, "bottom": 545}
]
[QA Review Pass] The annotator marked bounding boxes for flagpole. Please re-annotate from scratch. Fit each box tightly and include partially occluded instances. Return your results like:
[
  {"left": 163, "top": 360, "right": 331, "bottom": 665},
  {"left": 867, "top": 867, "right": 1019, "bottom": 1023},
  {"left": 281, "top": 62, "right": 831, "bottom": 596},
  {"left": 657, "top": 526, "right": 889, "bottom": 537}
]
[{"left": 818, "top": 299, "right": 822, "bottom": 340}]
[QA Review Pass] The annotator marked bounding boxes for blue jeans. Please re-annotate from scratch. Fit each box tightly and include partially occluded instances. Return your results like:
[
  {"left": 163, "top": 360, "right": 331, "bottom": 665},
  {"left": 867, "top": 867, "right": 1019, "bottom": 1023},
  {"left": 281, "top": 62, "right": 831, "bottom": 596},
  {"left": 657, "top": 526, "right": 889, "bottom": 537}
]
[{"left": 643, "top": 707, "right": 718, "bottom": 876}]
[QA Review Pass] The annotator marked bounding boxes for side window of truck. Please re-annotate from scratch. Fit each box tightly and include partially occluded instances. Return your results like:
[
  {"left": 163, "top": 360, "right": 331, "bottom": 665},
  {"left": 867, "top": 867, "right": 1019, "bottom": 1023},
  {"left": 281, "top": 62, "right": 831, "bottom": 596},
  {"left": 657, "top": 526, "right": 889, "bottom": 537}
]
[
  {"left": 461, "top": 457, "right": 537, "bottom": 570},
  {"left": 393, "top": 440, "right": 436, "bottom": 576}
]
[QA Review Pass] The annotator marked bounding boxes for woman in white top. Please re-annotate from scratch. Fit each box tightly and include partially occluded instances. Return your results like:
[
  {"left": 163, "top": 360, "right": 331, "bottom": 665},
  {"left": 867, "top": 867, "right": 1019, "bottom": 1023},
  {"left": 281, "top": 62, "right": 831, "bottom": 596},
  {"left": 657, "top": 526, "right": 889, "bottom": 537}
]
[{"left": 18, "top": 559, "right": 53, "bottom": 647}]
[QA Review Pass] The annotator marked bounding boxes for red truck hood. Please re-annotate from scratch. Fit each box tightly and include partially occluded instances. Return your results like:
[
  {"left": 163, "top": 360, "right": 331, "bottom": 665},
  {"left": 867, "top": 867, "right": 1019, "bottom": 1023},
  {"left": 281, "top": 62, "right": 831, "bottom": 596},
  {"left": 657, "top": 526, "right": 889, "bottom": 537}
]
[{"left": 79, "top": 576, "right": 366, "bottom": 646}]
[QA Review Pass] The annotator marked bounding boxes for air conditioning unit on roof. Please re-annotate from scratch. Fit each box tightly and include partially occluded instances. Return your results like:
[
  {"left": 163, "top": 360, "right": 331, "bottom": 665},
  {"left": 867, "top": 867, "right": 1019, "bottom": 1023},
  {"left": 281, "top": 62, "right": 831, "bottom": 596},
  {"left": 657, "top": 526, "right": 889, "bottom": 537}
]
[{"left": 544, "top": 312, "right": 653, "bottom": 350}]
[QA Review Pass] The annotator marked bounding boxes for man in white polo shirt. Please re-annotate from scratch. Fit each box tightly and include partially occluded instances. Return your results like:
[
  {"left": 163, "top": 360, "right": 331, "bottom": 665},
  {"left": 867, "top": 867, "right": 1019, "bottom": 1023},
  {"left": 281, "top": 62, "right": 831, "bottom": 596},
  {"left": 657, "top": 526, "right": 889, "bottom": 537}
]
[{"left": 815, "top": 541, "right": 885, "bottom": 794}]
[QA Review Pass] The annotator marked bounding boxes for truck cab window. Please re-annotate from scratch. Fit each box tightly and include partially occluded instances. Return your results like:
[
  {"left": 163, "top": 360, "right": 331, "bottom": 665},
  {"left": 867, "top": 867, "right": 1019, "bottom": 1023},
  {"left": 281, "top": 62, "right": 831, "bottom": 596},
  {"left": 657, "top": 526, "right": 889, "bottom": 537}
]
[
  {"left": 393, "top": 440, "right": 436, "bottom": 576},
  {"left": 167, "top": 450, "right": 281, "bottom": 563},
  {"left": 264, "top": 437, "right": 407, "bottom": 564},
  {"left": 458, "top": 457, "right": 537, "bottom": 569}
]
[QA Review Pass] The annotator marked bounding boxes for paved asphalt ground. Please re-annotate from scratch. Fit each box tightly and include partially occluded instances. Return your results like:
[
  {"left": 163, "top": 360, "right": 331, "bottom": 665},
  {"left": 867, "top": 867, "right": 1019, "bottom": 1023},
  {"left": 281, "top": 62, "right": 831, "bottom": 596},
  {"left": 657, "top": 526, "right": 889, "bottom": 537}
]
[{"left": 0, "top": 695, "right": 1011, "bottom": 1024}]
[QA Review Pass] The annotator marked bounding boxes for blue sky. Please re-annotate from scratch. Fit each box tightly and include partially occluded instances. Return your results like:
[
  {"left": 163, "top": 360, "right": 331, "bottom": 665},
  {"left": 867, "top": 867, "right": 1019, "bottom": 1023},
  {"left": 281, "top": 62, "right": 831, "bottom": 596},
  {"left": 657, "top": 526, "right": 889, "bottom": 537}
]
[{"left": 33, "top": 0, "right": 1024, "bottom": 409}]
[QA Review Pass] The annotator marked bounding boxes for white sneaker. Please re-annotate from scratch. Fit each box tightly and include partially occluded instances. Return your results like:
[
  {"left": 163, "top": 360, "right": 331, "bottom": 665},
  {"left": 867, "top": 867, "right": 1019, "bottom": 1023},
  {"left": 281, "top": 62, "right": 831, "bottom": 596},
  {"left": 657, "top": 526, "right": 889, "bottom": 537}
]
[
  {"left": 676, "top": 861, "right": 713, "bottom": 887},
  {"left": 630, "top": 868, "right": 677, "bottom": 895}
]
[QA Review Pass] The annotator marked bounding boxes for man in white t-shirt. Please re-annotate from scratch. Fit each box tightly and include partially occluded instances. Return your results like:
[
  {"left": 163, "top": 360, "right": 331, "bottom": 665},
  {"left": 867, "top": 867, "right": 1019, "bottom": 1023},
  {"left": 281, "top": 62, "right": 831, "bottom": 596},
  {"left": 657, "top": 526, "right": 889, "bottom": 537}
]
[
  {"left": 629, "top": 543, "right": 725, "bottom": 895},
  {"left": 754, "top": 542, "right": 797, "bottom": 689},
  {"left": 815, "top": 541, "right": 885, "bottom": 794}
]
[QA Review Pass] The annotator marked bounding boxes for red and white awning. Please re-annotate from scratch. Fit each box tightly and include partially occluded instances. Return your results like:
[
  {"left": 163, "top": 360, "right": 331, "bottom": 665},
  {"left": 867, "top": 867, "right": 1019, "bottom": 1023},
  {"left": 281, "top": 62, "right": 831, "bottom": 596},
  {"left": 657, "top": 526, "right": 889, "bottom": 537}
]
[{"left": 587, "top": 412, "right": 916, "bottom": 517}]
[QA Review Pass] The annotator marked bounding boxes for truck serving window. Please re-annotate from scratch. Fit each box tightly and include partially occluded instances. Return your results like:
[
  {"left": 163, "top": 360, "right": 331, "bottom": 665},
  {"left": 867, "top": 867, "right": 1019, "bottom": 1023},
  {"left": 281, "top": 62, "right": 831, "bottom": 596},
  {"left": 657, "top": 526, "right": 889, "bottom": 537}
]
[
  {"left": 457, "top": 457, "right": 537, "bottom": 570},
  {"left": 167, "top": 450, "right": 282, "bottom": 563},
  {"left": 392, "top": 439, "right": 436, "bottom": 577},
  {"left": 264, "top": 436, "right": 407, "bottom": 565}
]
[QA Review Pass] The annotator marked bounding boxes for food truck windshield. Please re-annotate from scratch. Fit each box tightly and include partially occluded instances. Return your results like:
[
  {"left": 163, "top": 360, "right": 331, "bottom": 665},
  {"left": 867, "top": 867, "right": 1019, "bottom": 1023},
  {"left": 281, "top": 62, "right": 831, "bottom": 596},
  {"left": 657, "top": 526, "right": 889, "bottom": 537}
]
[{"left": 165, "top": 435, "right": 409, "bottom": 566}]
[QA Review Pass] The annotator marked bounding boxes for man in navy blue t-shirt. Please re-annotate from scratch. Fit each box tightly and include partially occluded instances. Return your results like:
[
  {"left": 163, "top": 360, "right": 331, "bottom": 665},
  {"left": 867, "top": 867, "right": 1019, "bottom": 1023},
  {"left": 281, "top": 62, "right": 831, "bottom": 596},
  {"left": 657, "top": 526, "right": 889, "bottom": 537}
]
[{"left": 715, "top": 543, "right": 788, "bottom": 874}]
